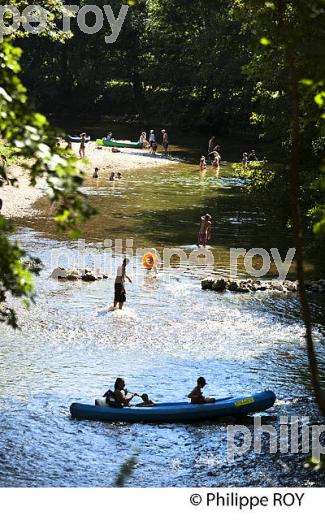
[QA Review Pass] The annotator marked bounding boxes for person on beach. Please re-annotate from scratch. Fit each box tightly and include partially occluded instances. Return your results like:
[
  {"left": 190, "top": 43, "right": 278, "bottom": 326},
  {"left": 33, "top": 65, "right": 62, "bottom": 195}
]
[
  {"left": 161, "top": 130, "right": 169, "bottom": 154},
  {"left": 149, "top": 130, "right": 156, "bottom": 153},
  {"left": 140, "top": 131, "right": 149, "bottom": 147},
  {"left": 1, "top": 154, "right": 9, "bottom": 184},
  {"left": 197, "top": 213, "right": 212, "bottom": 247},
  {"left": 208, "top": 136, "right": 216, "bottom": 154},
  {"left": 116, "top": 172, "right": 122, "bottom": 179},
  {"left": 93, "top": 167, "right": 99, "bottom": 179},
  {"left": 188, "top": 377, "right": 216, "bottom": 404},
  {"left": 109, "top": 172, "right": 115, "bottom": 181},
  {"left": 100, "top": 378, "right": 139, "bottom": 408},
  {"left": 113, "top": 258, "right": 132, "bottom": 309},
  {"left": 200, "top": 156, "right": 207, "bottom": 171},
  {"left": 79, "top": 133, "right": 87, "bottom": 159}
]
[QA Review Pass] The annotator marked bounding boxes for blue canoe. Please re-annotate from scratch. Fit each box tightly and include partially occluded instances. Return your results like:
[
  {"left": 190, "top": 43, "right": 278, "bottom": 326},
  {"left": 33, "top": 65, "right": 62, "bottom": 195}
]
[{"left": 70, "top": 390, "right": 276, "bottom": 424}]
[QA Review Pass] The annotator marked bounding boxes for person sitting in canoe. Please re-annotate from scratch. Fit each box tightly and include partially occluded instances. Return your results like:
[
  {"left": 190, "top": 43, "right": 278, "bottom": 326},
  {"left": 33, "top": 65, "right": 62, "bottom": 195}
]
[
  {"left": 103, "top": 378, "right": 139, "bottom": 408},
  {"left": 113, "top": 258, "right": 132, "bottom": 310},
  {"left": 136, "top": 393, "right": 155, "bottom": 407},
  {"left": 188, "top": 377, "right": 216, "bottom": 404}
]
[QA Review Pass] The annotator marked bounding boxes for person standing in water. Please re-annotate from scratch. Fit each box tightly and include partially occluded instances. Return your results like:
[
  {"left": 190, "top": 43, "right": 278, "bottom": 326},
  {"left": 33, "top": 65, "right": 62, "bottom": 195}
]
[
  {"left": 113, "top": 258, "right": 132, "bottom": 309},
  {"left": 197, "top": 213, "right": 212, "bottom": 247},
  {"left": 79, "top": 133, "right": 87, "bottom": 159},
  {"left": 200, "top": 156, "right": 207, "bottom": 171},
  {"left": 208, "top": 136, "right": 216, "bottom": 155}
]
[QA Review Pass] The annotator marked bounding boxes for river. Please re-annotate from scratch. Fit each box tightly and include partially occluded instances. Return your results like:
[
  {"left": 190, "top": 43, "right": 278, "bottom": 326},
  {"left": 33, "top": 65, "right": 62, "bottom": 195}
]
[{"left": 0, "top": 147, "right": 324, "bottom": 487}]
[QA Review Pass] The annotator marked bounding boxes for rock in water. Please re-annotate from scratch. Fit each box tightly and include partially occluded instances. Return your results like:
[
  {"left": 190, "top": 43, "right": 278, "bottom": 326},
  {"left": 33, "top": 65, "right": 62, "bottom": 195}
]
[
  {"left": 201, "top": 278, "right": 214, "bottom": 290},
  {"left": 81, "top": 273, "right": 97, "bottom": 282},
  {"left": 50, "top": 267, "right": 68, "bottom": 279},
  {"left": 212, "top": 279, "right": 227, "bottom": 292}
]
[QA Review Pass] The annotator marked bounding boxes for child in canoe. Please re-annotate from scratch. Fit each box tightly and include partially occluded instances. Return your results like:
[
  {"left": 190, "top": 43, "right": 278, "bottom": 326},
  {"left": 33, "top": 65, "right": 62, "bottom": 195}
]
[
  {"left": 136, "top": 393, "right": 155, "bottom": 407},
  {"left": 188, "top": 377, "right": 216, "bottom": 404}
]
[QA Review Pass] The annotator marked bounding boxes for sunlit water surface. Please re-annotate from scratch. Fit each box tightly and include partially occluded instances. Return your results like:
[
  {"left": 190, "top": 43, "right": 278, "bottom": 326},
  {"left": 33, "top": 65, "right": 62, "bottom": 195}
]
[{"left": 1, "top": 162, "right": 324, "bottom": 487}]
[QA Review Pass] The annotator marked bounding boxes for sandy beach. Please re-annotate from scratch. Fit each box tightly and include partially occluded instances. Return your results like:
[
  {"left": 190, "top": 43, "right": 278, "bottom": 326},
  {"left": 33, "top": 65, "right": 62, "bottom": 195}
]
[{"left": 0, "top": 141, "right": 177, "bottom": 219}]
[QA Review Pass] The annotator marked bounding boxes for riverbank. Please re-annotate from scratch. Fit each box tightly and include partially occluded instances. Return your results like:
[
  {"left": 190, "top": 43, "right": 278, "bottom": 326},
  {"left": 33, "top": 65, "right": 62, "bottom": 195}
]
[{"left": 0, "top": 141, "right": 177, "bottom": 219}]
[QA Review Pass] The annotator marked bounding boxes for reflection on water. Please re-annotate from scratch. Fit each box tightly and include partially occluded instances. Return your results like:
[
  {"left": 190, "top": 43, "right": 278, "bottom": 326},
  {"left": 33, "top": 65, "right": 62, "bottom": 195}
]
[{"left": 1, "top": 160, "right": 324, "bottom": 487}]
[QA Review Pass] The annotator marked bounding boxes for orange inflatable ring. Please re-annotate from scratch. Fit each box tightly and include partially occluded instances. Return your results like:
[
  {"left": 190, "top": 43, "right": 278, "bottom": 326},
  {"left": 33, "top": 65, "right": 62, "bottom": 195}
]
[{"left": 142, "top": 252, "right": 158, "bottom": 270}]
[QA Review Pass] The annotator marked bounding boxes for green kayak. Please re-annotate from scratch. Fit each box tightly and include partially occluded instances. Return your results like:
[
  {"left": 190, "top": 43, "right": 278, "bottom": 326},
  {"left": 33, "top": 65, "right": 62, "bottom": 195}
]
[{"left": 96, "top": 138, "right": 143, "bottom": 149}]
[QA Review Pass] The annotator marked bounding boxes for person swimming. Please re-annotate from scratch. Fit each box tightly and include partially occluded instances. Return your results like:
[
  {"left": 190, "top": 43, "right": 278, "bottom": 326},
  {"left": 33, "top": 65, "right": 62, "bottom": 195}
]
[{"left": 188, "top": 377, "right": 216, "bottom": 404}]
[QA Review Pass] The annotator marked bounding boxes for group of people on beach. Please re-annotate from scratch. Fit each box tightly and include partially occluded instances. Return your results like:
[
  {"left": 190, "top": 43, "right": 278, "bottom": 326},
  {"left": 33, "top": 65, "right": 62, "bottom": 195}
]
[
  {"left": 140, "top": 129, "right": 169, "bottom": 155},
  {"left": 96, "top": 376, "right": 215, "bottom": 408}
]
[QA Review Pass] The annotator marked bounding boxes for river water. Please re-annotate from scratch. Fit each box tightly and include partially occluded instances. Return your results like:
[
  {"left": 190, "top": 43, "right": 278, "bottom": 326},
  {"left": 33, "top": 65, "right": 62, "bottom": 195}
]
[{"left": 0, "top": 158, "right": 324, "bottom": 487}]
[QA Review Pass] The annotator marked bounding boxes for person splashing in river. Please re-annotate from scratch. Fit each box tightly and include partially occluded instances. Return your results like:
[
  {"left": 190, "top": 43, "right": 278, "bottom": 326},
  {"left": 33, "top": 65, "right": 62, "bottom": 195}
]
[
  {"left": 197, "top": 213, "right": 212, "bottom": 247},
  {"left": 113, "top": 258, "right": 132, "bottom": 310},
  {"left": 188, "top": 377, "right": 216, "bottom": 404}
]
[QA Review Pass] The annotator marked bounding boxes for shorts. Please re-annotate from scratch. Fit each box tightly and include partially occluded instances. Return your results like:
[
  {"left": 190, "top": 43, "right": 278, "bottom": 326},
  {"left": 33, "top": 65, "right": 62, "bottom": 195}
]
[{"left": 114, "top": 283, "right": 126, "bottom": 303}]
